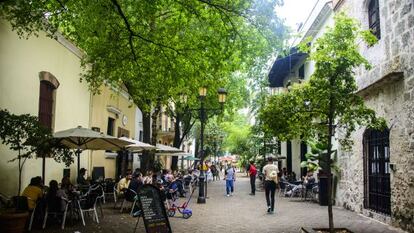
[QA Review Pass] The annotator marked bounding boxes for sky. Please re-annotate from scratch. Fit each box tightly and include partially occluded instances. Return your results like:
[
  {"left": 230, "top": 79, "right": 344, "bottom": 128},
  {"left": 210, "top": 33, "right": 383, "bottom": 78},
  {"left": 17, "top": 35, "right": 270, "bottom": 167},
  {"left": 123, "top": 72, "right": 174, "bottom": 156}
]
[{"left": 275, "top": 0, "right": 319, "bottom": 32}]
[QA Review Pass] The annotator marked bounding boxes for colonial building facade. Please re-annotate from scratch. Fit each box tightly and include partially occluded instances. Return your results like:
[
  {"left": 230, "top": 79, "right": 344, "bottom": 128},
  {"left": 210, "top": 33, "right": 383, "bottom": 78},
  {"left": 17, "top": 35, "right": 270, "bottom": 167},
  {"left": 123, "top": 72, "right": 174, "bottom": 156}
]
[
  {"left": 333, "top": 0, "right": 414, "bottom": 231},
  {"left": 268, "top": 0, "right": 334, "bottom": 179},
  {"left": 269, "top": 0, "right": 413, "bottom": 231},
  {"left": 89, "top": 85, "right": 136, "bottom": 180},
  {"left": 0, "top": 20, "right": 91, "bottom": 196},
  {"left": 0, "top": 20, "right": 139, "bottom": 195}
]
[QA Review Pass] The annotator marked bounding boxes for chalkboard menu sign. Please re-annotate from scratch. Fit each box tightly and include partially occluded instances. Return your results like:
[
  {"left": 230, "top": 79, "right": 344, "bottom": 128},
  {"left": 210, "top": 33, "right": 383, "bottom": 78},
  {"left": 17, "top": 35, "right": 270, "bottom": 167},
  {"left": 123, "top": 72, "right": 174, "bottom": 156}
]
[{"left": 138, "top": 184, "right": 172, "bottom": 233}]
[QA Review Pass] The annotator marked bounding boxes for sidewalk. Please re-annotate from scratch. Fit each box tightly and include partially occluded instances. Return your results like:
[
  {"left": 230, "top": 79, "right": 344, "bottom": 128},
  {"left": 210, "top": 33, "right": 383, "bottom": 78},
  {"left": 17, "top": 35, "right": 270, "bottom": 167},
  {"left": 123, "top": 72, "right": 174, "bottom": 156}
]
[{"left": 33, "top": 173, "right": 407, "bottom": 233}]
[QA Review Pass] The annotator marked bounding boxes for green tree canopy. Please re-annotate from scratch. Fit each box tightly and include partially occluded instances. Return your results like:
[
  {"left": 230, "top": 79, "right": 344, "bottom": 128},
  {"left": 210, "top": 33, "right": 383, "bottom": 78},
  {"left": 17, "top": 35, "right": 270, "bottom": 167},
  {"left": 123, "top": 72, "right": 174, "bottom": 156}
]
[{"left": 1, "top": 0, "right": 287, "bottom": 111}]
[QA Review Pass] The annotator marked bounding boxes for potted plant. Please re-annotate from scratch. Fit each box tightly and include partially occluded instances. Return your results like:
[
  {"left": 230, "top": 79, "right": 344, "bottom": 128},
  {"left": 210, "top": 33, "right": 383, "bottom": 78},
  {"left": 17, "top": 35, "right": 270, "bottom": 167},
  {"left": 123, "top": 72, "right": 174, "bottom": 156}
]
[{"left": 0, "top": 109, "right": 72, "bottom": 233}]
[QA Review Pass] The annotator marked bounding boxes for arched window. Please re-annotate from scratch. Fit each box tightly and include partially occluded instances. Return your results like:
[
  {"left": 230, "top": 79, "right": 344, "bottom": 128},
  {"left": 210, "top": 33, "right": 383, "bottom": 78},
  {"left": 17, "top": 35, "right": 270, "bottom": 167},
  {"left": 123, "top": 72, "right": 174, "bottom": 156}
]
[
  {"left": 368, "top": 0, "right": 381, "bottom": 39},
  {"left": 38, "top": 71, "right": 59, "bottom": 130},
  {"left": 363, "top": 128, "right": 390, "bottom": 215}
]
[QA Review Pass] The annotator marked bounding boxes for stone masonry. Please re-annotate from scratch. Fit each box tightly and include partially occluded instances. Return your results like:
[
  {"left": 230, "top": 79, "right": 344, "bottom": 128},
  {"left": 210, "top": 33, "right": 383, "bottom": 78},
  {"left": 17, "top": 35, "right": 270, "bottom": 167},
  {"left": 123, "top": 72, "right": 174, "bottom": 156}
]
[{"left": 334, "top": 0, "right": 414, "bottom": 232}]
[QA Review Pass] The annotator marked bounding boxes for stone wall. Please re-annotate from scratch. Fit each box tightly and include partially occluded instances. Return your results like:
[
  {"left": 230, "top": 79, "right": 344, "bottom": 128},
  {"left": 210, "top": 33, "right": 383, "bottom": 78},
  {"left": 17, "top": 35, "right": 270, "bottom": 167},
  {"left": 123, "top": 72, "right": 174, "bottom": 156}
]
[{"left": 335, "top": 0, "right": 414, "bottom": 232}]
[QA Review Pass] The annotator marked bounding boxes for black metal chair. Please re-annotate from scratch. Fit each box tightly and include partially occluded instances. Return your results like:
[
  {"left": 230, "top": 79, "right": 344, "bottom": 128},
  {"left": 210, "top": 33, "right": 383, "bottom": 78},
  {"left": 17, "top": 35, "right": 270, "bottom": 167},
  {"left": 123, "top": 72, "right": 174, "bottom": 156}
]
[
  {"left": 303, "top": 182, "right": 317, "bottom": 201},
  {"left": 89, "top": 184, "right": 105, "bottom": 217},
  {"left": 76, "top": 188, "right": 100, "bottom": 226},
  {"left": 102, "top": 179, "right": 116, "bottom": 204},
  {"left": 42, "top": 196, "right": 70, "bottom": 230},
  {"left": 119, "top": 188, "right": 138, "bottom": 215},
  {"left": 278, "top": 181, "right": 287, "bottom": 197}
]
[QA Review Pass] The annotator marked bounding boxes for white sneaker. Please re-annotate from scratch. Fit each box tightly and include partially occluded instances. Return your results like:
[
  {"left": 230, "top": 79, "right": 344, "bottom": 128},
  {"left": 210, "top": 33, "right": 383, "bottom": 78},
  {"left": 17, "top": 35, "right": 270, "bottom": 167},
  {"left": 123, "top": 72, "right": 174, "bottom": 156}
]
[{"left": 226, "top": 194, "right": 230, "bottom": 197}]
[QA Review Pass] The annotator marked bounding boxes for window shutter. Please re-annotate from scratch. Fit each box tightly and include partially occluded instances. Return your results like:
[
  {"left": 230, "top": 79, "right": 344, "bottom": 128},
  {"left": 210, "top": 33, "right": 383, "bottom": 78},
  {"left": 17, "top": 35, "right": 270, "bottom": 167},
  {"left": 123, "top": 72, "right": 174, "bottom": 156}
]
[
  {"left": 368, "top": 0, "right": 381, "bottom": 39},
  {"left": 38, "top": 81, "right": 55, "bottom": 129}
]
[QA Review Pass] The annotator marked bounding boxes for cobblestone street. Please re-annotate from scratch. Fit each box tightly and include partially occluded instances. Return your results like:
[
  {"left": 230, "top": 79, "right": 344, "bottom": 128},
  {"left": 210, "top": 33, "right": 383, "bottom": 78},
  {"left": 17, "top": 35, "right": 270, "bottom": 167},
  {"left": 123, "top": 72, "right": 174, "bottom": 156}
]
[{"left": 32, "top": 173, "right": 407, "bottom": 233}]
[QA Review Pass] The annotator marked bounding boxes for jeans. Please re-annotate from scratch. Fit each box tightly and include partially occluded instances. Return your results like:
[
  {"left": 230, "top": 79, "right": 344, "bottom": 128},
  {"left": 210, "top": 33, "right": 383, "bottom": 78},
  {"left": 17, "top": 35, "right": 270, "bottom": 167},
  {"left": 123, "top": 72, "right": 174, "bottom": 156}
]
[
  {"left": 226, "top": 180, "right": 234, "bottom": 194},
  {"left": 250, "top": 175, "right": 256, "bottom": 194},
  {"left": 265, "top": 180, "right": 276, "bottom": 211}
]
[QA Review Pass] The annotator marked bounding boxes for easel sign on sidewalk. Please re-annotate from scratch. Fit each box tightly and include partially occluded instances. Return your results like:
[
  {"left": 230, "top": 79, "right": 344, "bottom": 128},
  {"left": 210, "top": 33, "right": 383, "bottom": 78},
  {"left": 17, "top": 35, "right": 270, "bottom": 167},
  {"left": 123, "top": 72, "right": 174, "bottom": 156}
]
[{"left": 137, "top": 184, "right": 172, "bottom": 233}]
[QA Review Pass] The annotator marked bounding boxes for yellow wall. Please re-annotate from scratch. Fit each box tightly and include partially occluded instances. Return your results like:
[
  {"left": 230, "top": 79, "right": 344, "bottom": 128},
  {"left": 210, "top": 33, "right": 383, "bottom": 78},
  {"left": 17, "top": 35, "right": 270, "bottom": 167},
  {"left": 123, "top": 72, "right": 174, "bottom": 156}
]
[
  {"left": 0, "top": 21, "right": 91, "bottom": 196},
  {"left": 89, "top": 86, "right": 136, "bottom": 179}
]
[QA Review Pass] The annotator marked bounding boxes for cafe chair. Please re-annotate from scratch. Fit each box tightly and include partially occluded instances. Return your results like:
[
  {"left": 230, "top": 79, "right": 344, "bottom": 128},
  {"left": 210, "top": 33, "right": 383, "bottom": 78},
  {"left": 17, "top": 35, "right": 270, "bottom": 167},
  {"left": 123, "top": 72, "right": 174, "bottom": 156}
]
[
  {"left": 278, "top": 181, "right": 287, "bottom": 197},
  {"left": 113, "top": 182, "right": 121, "bottom": 209},
  {"left": 76, "top": 189, "right": 100, "bottom": 226},
  {"left": 42, "top": 196, "right": 71, "bottom": 230},
  {"left": 103, "top": 180, "right": 116, "bottom": 204},
  {"left": 89, "top": 184, "right": 105, "bottom": 217},
  {"left": 27, "top": 198, "right": 37, "bottom": 231},
  {"left": 120, "top": 188, "right": 138, "bottom": 215}
]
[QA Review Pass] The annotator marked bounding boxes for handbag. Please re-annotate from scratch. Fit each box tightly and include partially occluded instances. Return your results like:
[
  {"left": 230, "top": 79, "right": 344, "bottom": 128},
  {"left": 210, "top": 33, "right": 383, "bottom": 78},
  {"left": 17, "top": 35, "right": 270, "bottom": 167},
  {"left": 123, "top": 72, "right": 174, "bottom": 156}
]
[{"left": 269, "top": 171, "right": 279, "bottom": 184}]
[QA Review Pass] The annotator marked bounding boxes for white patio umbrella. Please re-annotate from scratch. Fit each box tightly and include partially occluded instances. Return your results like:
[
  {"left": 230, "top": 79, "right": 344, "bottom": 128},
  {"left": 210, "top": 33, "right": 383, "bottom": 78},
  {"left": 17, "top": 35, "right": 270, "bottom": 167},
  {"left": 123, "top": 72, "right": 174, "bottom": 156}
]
[
  {"left": 155, "top": 144, "right": 183, "bottom": 155},
  {"left": 119, "top": 137, "right": 156, "bottom": 151},
  {"left": 54, "top": 126, "right": 133, "bottom": 176}
]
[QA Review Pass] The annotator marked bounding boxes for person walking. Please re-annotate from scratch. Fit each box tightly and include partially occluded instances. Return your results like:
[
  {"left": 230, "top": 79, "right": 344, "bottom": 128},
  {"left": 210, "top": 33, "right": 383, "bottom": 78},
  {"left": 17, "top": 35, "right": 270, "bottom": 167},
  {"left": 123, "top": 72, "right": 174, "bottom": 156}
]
[
  {"left": 262, "top": 157, "right": 279, "bottom": 214},
  {"left": 248, "top": 161, "right": 257, "bottom": 195},
  {"left": 224, "top": 164, "right": 235, "bottom": 197}
]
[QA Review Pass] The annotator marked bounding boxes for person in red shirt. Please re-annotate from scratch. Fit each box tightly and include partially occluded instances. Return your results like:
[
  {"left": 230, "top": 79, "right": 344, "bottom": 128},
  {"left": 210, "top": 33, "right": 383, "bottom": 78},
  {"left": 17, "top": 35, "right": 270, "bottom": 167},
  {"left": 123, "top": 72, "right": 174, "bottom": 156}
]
[{"left": 249, "top": 161, "right": 257, "bottom": 195}]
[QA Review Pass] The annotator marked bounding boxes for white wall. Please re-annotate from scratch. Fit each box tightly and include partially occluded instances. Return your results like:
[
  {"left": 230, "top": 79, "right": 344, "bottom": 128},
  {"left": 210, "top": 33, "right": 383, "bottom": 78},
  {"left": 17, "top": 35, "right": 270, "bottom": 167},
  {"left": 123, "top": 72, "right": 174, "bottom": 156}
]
[{"left": 0, "top": 20, "right": 91, "bottom": 196}]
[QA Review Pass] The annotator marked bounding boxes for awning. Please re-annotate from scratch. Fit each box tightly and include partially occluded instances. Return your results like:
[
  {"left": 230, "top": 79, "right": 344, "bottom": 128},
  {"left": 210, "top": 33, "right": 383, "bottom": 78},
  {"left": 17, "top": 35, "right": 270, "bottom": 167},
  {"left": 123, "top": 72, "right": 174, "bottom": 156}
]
[{"left": 268, "top": 49, "right": 307, "bottom": 87}]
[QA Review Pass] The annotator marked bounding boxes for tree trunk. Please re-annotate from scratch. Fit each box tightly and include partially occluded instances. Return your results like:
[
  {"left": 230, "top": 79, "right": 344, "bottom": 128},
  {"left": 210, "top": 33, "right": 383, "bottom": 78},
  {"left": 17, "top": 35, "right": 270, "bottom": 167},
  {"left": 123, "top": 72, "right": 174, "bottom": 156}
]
[
  {"left": 140, "top": 110, "right": 153, "bottom": 175},
  {"left": 151, "top": 104, "right": 161, "bottom": 145},
  {"left": 327, "top": 121, "right": 334, "bottom": 233},
  {"left": 151, "top": 103, "right": 161, "bottom": 170},
  {"left": 18, "top": 151, "right": 21, "bottom": 196},
  {"left": 327, "top": 76, "right": 335, "bottom": 233},
  {"left": 171, "top": 114, "right": 181, "bottom": 171}
]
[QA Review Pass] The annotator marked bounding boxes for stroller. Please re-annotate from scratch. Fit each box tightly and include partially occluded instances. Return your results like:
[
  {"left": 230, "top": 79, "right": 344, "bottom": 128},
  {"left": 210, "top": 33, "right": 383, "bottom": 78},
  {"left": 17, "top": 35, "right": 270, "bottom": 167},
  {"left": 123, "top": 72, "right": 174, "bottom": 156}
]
[{"left": 166, "top": 182, "right": 196, "bottom": 219}]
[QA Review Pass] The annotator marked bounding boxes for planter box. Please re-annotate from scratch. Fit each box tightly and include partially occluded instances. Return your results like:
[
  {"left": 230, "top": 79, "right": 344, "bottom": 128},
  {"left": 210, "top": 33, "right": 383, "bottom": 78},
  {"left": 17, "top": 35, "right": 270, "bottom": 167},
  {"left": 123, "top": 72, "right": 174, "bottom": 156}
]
[
  {"left": 0, "top": 211, "right": 29, "bottom": 233},
  {"left": 301, "top": 227, "right": 354, "bottom": 233}
]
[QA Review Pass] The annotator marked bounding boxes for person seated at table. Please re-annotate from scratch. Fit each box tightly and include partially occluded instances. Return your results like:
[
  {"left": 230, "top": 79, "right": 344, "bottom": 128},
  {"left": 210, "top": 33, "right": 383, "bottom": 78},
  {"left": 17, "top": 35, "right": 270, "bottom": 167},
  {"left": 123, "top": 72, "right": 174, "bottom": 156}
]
[
  {"left": 128, "top": 172, "right": 143, "bottom": 193},
  {"left": 161, "top": 169, "right": 169, "bottom": 184},
  {"left": 77, "top": 168, "right": 89, "bottom": 185},
  {"left": 141, "top": 171, "right": 152, "bottom": 184},
  {"left": 303, "top": 171, "right": 316, "bottom": 187},
  {"left": 117, "top": 170, "right": 132, "bottom": 193},
  {"left": 61, "top": 175, "right": 74, "bottom": 193},
  {"left": 152, "top": 172, "right": 159, "bottom": 185},
  {"left": 22, "top": 176, "right": 43, "bottom": 210},
  {"left": 287, "top": 171, "right": 297, "bottom": 182},
  {"left": 46, "top": 180, "right": 68, "bottom": 212}
]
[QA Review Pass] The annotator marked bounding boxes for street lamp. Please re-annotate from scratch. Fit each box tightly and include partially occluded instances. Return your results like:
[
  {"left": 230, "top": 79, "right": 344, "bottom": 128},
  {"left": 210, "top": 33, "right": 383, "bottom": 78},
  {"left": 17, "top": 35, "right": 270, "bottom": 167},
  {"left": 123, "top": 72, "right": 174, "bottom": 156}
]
[{"left": 197, "top": 86, "right": 227, "bottom": 204}]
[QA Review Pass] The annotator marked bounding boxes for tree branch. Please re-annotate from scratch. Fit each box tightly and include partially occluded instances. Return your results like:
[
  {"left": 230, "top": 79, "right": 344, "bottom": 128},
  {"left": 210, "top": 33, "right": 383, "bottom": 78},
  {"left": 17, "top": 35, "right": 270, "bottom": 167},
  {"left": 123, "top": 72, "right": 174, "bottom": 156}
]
[
  {"left": 110, "top": 0, "right": 181, "bottom": 57},
  {"left": 179, "top": 118, "right": 196, "bottom": 146},
  {"left": 196, "top": 0, "right": 244, "bottom": 15},
  {"left": 110, "top": 0, "right": 138, "bottom": 62},
  {"left": 55, "top": 0, "right": 67, "bottom": 10}
]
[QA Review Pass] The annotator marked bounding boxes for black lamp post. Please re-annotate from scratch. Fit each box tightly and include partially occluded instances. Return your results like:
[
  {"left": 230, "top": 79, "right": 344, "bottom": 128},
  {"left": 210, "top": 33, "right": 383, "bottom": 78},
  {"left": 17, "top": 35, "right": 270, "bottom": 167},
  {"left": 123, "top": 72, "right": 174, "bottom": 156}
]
[{"left": 197, "top": 86, "right": 227, "bottom": 204}]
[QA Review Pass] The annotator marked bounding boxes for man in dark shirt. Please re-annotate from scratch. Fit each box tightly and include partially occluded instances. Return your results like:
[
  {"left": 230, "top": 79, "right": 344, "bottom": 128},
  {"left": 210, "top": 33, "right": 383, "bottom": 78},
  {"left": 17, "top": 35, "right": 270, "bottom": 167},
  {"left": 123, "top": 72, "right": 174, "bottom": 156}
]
[
  {"left": 126, "top": 172, "right": 143, "bottom": 214},
  {"left": 128, "top": 172, "right": 143, "bottom": 193}
]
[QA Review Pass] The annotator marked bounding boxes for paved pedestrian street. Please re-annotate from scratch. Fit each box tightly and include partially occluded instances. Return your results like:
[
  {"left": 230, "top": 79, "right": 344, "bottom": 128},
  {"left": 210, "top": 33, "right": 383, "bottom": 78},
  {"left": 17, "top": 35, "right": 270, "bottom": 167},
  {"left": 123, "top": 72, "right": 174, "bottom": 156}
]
[{"left": 33, "top": 173, "right": 407, "bottom": 233}]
